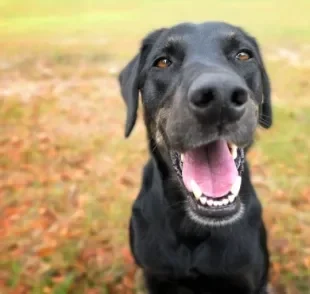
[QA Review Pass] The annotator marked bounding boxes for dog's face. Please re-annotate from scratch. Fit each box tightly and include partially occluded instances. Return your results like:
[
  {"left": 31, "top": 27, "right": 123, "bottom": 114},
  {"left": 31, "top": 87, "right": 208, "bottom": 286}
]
[{"left": 119, "top": 22, "right": 272, "bottom": 227}]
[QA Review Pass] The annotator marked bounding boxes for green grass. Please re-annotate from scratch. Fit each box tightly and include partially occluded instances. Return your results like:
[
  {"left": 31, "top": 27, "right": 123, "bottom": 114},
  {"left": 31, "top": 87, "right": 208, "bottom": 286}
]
[
  {"left": 0, "top": 0, "right": 309, "bottom": 293},
  {"left": 1, "top": 0, "right": 310, "bottom": 56}
]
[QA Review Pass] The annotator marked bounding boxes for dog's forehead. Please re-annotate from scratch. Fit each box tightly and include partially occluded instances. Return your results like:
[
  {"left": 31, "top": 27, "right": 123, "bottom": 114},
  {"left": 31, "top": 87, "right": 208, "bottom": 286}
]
[
  {"left": 165, "top": 22, "right": 245, "bottom": 43},
  {"left": 144, "top": 22, "right": 256, "bottom": 64}
]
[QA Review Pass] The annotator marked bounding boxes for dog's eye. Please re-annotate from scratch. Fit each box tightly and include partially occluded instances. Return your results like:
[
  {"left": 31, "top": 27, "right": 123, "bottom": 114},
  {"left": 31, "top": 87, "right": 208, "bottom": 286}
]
[
  {"left": 236, "top": 51, "right": 252, "bottom": 61},
  {"left": 154, "top": 58, "right": 172, "bottom": 68}
]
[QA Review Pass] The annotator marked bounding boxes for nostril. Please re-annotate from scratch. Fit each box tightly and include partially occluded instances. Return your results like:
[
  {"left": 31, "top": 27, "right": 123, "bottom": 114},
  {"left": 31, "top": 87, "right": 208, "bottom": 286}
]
[
  {"left": 191, "top": 88, "right": 217, "bottom": 108},
  {"left": 231, "top": 88, "right": 248, "bottom": 107}
]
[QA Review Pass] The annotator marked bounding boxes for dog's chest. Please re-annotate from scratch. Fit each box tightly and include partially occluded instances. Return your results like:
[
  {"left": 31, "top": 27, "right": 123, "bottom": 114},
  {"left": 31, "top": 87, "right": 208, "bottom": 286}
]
[{"left": 131, "top": 214, "right": 257, "bottom": 278}]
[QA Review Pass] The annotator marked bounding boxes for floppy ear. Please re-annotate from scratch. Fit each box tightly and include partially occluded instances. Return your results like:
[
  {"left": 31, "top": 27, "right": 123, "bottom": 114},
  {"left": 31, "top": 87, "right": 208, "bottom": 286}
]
[
  {"left": 248, "top": 36, "right": 273, "bottom": 128},
  {"left": 118, "top": 28, "right": 167, "bottom": 137},
  {"left": 118, "top": 54, "right": 141, "bottom": 137},
  {"left": 259, "top": 68, "right": 272, "bottom": 128}
]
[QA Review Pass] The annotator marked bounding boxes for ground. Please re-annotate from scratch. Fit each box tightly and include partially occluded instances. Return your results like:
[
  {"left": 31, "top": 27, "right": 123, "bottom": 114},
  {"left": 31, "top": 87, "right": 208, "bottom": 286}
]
[{"left": 0, "top": 0, "right": 309, "bottom": 293}]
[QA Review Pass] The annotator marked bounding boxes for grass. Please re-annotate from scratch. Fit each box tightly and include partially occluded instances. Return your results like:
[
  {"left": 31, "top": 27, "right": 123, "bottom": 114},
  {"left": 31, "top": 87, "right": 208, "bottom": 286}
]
[{"left": 0, "top": 0, "right": 309, "bottom": 293}]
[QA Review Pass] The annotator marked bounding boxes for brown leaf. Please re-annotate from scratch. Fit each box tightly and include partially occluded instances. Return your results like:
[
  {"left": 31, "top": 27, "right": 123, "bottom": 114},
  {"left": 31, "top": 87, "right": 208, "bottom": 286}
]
[
  {"left": 36, "top": 246, "right": 56, "bottom": 257},
  {"left": 303, "top": 256, "right": 310, "bottom": 269},
  {"left": 122, "top": 247, "right": 134, "bottom": 264}
]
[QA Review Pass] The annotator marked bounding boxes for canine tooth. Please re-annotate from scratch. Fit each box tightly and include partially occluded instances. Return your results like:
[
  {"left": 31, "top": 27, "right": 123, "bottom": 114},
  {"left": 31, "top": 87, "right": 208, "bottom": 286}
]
[
  {"left": 228, "top": 194, "right": 236, "bottom": 203},
  {"left": 181, "top": 154, "right": 184, "bottom": 162},
  {"left": 200, "top": 197, "right": 207, "bottom": 205},
  {"left": 207, "top": 199, "right": 213, "bottom": 206},
  {"left": 230, "top": 176, "right": 242, "bottom": 196},
  {"left": 223, "top": 198, "right": 229, "bottom": 205},
  {"left": 191, "top": 180, "right": 202, "bottom": 200},
  {"left": 231, "top": 144, "right": 238, "bottom": 159}
]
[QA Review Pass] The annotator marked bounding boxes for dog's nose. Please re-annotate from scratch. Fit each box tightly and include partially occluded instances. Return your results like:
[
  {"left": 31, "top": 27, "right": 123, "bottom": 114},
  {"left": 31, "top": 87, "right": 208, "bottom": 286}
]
[{"left": 188, "top": 74, "right": 248, "bottom": 122}]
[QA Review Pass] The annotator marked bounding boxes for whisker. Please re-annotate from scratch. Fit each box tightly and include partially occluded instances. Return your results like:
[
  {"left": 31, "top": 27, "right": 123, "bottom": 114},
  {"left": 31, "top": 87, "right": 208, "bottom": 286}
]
[
  {"left": 151, "top": 143, "right": 157, "bottom": 153},
  {"left": 260, "top": 113, "right": 272, "bottom": 118},
  {"left": 258, "top": 117, "right": 271, "bottom": 126}
]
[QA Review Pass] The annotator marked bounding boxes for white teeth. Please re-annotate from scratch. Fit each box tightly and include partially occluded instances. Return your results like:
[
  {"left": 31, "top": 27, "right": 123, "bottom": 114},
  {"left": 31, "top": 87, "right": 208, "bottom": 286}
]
[
  {"left": 228, "top": 194, "right": 236, "bottom": 203},
  {"left": 207, "top": 199, "right": 213, "bottom": 206},
  {"left": 191, "top": 180, "right": 202, "bottom": 200},
  {"left": 180, "top": 154, "right": 184, "bottom": 162},
  {"left": 229, "top": 143, "right": 238, "bottom": 159},
  {"left": 230, "top": 176, "right": 242, "bottom": 196},
  {"left": 199, "top": 196, "right": 235, "bottom": 207},
  {"left": 223, "top": 198, "right": 229, "bottom": 205},
  {"left": 198, "top": 196, "right": 234, "bottom": 206},
  {"left": 189, "top": 177, "right": 240, "bottom": 206}
]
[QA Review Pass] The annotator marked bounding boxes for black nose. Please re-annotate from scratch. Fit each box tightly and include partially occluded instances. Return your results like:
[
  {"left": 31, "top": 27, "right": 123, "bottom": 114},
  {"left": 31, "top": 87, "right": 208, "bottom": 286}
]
[{"left": 188, "top": 74, "right": 248, "bottom": 122}]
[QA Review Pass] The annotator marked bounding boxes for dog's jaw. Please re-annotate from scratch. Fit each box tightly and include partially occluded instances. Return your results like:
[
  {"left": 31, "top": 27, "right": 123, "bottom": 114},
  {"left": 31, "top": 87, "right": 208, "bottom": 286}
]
[
  {"left": 186, "top": 201, "right": 245, "bottom": 227},
  {"left": 170, "top": 141, "right": 246, "bottom": 227}
]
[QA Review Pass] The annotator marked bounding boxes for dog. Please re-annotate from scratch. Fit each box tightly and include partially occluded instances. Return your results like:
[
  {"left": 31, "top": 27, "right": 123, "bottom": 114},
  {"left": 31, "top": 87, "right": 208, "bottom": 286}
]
[{"left": 118, "top": 22, "right": 272, "bottom": 294}]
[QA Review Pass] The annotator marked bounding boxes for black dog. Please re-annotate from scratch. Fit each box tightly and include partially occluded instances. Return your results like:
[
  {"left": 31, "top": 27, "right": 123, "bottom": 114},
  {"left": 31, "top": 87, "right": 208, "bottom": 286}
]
[{"left": 118, "top": 22, "right": 272, "bottom": 294}]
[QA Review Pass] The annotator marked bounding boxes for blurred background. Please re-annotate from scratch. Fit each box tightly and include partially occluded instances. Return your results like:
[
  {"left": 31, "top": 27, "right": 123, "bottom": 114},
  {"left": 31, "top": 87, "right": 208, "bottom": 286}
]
[{"left": 0, "top": 0, "right": 309, "bottom": 293}]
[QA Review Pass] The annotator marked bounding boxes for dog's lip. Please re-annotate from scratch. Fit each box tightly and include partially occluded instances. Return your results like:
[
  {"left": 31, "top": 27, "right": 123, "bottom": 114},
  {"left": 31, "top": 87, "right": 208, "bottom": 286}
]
[
  {"left": 170, "top": 136, "right": 246, "bottom": 154},
  {"left": 180, "top": 141, "right": 239, "bottom": 158}
]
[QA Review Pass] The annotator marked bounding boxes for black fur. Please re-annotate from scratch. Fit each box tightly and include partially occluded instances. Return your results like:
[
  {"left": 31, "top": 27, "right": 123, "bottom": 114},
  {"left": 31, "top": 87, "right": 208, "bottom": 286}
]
[{"left": 119, "top": 22, "right": 272, "bottom": 294}]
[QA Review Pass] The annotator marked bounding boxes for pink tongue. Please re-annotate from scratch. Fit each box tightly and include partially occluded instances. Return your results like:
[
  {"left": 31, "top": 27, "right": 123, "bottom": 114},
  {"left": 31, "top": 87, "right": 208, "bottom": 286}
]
[{"left": 182, "top": 140, "right": 238, "bottom": 198}]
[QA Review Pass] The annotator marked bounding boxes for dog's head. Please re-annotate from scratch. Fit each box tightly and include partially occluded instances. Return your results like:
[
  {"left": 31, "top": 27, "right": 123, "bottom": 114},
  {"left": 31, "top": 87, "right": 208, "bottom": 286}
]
[{"left": 119, "top": 22, "right": 272, "bottom": 227}]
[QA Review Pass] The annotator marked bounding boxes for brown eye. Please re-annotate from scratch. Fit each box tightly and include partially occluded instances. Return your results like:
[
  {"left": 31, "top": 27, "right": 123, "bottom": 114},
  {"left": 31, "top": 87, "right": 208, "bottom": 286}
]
[
  {"left": 154, "top": 58, "right": 172, "bottom": 68},
  {"left": 236, "top": 51, "right": 252, "bottom": 61}
]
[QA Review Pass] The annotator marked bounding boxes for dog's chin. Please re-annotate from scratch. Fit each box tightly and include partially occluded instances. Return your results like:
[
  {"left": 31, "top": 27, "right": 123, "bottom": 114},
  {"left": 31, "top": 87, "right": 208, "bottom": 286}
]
[
  {"left": 170, "top": 139, "right": 246, "bottom": 227},
  {"left": 185, "top": 197, "right": 245, "bottom": 227}
]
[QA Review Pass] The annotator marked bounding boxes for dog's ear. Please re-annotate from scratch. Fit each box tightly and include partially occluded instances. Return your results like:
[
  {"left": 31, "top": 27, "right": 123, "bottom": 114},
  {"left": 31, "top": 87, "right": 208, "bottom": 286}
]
[
  {"left": 260, "top": 67, "right": 272, "bottom": 128},
  {"left": 248, "top": 36, "right": 272, "bottom": 128},
  {"left": 118, "top": 54, "right": 141, "bottom": 137},
  {"left": 118, "top": 28, "right": 167, "bottom": 137}
]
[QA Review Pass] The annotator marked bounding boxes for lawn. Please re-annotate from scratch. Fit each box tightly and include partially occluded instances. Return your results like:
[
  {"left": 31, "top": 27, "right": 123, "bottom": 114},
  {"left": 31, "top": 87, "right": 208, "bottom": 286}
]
[{"left": 0, "top": 0, "right": 309, "bottom": 293}]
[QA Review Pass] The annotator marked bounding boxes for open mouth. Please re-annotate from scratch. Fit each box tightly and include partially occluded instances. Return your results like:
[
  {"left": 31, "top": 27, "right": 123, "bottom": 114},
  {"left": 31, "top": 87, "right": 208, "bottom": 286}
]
[{"left": 171, "top": 140, "right": 245, "bottom": 221}]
